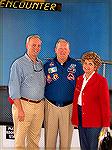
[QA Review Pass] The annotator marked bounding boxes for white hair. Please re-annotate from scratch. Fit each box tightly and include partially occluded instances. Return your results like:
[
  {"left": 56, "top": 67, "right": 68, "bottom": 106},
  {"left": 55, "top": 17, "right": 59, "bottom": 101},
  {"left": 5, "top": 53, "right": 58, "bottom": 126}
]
[
  {"left": 26, "top": 34, "right": 42, "bottom": 44},
  {"left": 55, "top": 39, "right": 70, "bottom": 48}
]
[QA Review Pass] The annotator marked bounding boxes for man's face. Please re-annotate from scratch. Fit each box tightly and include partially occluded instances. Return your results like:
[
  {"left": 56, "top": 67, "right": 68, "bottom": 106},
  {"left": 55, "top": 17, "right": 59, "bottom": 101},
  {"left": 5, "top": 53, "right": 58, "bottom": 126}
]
[
  {"left": 26, "top": 37, "right": 42, "bottom": 57},
  {"left": 55, "top": 41, "right": 70, "bottom": 60}
]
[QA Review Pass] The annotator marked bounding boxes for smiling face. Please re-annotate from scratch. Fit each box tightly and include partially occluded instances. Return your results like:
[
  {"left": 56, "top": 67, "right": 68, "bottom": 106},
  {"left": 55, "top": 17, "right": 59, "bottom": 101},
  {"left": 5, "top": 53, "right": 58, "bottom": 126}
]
[
  {"left": 81, "top": 52, "right": 102, "bottom": 78},
  {"left": 55, "top": 41, "right": 70, "bottom": 63},
  {"left": 26, "top": 36, "right": 42, "bottom": 58},
  {"left": 83, "top": 59, "right": 97, "bottom": 77}
]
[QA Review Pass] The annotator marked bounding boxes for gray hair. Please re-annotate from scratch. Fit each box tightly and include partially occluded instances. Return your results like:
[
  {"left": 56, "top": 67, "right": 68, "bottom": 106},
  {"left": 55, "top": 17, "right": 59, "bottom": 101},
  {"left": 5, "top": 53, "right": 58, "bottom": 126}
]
[
  {"left": 26, "top": 34, "right": 42, "bottom": 44},
  {"left": 55, "top": 39, "right": 70, "bottom": 48}
]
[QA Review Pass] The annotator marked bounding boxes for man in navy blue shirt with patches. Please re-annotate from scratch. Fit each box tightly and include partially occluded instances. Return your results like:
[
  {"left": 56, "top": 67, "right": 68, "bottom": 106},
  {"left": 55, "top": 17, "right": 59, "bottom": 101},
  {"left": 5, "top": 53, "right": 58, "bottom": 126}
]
[{"left": 44, "top": 39, "right": 83, "bottom": 150}]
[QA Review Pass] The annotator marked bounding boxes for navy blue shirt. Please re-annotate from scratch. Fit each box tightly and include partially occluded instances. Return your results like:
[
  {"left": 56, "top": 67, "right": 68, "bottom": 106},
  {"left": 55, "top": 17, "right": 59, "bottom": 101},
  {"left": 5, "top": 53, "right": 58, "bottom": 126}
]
[{"left": 44, "top": 57, "right": 84, "bottom": 105}]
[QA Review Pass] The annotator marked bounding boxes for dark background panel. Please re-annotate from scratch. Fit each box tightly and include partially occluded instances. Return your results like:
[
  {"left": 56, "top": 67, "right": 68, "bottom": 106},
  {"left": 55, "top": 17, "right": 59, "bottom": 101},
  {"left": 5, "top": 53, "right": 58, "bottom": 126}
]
[{"left": 0, "top": 86, "right": 112, "bottom": 126}]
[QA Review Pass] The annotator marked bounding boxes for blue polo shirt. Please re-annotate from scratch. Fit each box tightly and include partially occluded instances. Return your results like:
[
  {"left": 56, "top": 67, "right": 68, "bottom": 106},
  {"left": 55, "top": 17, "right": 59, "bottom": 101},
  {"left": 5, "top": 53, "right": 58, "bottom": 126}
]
[{"left": 44, "top": 57, "right": 84, "bottom": 106}]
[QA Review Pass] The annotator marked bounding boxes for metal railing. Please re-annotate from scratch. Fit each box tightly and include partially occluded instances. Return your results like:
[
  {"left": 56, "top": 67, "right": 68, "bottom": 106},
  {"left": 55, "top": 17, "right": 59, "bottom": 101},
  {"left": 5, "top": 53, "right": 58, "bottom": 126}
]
[
  {"left": 102, "top": 60, "right": 112, "bottom": 77},
  {"left": 43, "top": 58, "right": 112, "bottom": 90},
  {"left": 44, "top": 57, "right": 112, "bottom": 78}
]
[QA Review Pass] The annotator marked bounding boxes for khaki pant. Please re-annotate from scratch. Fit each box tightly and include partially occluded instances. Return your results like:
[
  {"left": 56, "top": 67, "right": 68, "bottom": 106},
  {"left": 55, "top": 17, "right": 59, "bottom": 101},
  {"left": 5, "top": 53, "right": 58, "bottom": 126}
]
[
  {"left": 44, "top": 100, "right": 74, "bottom": 150},
  {"left": 12, "top": 100, "right": 44, "bottom": 150}
]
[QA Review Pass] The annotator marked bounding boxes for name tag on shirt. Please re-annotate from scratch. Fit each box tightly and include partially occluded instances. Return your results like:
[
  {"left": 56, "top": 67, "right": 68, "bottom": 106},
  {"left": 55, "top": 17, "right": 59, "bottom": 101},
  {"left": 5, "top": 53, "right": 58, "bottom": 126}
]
[{"left": 48, "top": 67, "right": 57, "bottom": 73}]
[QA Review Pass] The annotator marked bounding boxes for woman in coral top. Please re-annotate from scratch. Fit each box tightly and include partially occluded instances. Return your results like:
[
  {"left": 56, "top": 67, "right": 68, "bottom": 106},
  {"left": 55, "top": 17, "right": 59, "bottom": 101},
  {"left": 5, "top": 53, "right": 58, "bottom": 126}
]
[{"left": 71, "top": 52, "right": 110, "bottom": 150}]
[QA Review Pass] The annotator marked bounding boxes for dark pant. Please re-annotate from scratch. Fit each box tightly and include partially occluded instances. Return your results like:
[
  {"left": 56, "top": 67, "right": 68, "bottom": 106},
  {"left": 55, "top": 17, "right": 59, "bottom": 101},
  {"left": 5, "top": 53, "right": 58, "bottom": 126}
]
[{"left": 78, "top": 105, "right": 101, "bottom": 150}]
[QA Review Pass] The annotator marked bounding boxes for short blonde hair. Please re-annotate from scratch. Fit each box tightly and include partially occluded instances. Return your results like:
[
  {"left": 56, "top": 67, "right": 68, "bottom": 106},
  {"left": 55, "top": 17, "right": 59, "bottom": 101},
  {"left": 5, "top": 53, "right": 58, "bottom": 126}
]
[{"left": 81, "top": 51, "right": 102, "bottom": 69}]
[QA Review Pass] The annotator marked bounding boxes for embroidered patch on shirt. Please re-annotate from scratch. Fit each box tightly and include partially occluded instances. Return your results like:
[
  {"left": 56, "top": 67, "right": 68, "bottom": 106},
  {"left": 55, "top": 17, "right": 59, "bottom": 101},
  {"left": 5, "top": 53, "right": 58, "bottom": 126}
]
[
  {"left": 53, "top": 73, "right": 59, "bottom": 81},
  {"left": 67, "top": 64, "right": 76, "bottom": 73},
  {"left": 67, "top": 72, "right": 75, "bottom": 80},
  {"left": 49, "top": 62, "right": 55, "bottom": 67},
  {"left": 47, "top": 74, "right": 52, "bottom": 83},
  {"left": 48, "top": 67, "right": 57, "bottom": 74}
]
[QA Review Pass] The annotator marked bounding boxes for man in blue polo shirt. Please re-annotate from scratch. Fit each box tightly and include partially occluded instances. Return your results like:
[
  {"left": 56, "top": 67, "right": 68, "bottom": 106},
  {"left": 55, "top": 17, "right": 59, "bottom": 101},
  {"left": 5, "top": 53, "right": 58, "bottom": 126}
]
[{"left": 44, "top": 39, "right": 83, "bottom": 150}]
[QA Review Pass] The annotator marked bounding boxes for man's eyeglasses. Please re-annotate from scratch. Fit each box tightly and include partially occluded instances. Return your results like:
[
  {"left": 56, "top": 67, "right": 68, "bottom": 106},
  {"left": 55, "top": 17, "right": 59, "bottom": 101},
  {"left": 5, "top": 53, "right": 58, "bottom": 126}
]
[{"left": 33, "top": 63, "right": 43, "bottom": 72}]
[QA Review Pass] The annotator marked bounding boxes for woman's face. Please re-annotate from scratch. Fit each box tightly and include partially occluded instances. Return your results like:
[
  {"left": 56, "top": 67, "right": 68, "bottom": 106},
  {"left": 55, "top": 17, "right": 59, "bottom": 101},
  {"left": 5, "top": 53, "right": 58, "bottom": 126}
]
[{"left": 83, "top": 59, "right": 97, "bottom": 76}]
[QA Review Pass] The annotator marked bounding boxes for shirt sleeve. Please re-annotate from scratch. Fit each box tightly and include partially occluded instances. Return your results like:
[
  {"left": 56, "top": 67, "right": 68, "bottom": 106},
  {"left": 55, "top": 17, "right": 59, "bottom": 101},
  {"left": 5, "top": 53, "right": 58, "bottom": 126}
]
[
  {"left": 76, "top": 62, "right": 84, "bottom": 77},
  {"left": 8, "top": 61, "right": 23, "bottom": 99},
  {"left": 99, "top": 77, "right": 111, "bottom": 127},
  {"left": 44, "top": 62, "right": 48, "bottom": 76}
]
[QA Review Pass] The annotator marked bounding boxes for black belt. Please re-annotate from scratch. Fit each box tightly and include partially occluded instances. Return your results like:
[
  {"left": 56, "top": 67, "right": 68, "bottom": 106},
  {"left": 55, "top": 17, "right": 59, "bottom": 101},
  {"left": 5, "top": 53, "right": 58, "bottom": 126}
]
[
  {"left": 21, "top": 97, "right": 43, "bottom": 104},
  {"left": 48, "top": 99, "right": 72, "bottom": 107}
]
